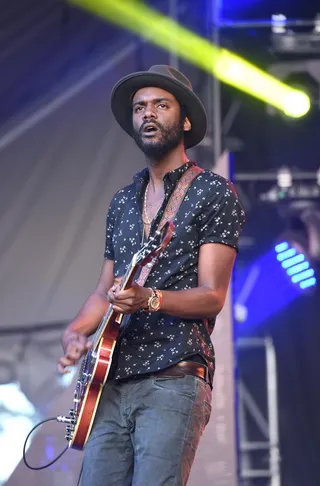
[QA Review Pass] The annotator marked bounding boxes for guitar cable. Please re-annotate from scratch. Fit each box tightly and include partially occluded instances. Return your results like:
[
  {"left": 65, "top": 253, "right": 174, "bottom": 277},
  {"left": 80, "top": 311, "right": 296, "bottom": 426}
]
[
  {"left": 23, "top": 416, "right": 83, "bottom": 485},
  {"left": 23, "top": 417, "right": 68, "bottom": 470}
]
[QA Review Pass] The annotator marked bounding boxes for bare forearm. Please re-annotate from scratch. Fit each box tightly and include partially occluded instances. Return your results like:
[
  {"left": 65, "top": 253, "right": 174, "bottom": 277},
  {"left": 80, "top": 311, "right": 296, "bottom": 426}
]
[
  {"left": 63, "top": 292, "right": 110, "bottom": 348},
  {"left": 161, "top": 287, "right": 225, "bottom": 320}
]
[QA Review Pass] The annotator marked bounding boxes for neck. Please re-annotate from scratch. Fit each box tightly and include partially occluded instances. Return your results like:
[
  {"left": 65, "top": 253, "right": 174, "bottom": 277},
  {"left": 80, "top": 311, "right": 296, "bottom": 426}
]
[{"left": 145, "top": 144, "right": 189, "bottom": 191}]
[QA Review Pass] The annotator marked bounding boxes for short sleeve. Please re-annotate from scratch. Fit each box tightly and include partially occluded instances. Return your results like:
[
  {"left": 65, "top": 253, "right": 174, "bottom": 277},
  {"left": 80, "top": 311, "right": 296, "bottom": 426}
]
[
  {"left": 104, "top": 198, "right": 116, "bottom": 260},
  {"left": 198, "top": 178, "right": 245, "bottom": 252}
]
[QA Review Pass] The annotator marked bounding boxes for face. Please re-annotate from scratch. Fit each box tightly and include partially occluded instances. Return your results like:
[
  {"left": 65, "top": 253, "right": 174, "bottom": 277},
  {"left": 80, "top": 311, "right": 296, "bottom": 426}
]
[{"left": 131, "top": 87, "right": 191, "bottom": 160}]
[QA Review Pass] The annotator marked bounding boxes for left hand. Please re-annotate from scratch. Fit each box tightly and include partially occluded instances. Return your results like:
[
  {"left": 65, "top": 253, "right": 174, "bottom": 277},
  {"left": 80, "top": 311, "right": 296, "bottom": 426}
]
[{"left": 107, "top": 279, "right": 152, "bottom": 314}]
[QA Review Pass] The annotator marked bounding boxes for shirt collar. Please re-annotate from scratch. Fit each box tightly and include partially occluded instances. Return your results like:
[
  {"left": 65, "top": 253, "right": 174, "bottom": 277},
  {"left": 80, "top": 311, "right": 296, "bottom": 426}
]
[{"left": 133, "top": 161, "right": 196, "bottom": 186}]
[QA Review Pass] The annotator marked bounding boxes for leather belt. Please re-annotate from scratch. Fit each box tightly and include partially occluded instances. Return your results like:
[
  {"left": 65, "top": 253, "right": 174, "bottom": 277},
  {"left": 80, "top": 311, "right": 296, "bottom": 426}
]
[{"left": 153, "top": 360, "right": 212, "bottom": 387}]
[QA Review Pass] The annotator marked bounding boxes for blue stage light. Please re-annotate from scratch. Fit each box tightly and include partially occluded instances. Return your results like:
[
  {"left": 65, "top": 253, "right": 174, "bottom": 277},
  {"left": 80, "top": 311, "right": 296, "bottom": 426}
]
[
  {"left": 276, "top": 248, "right": 296, "bottom": 261},
  {"left": 286, "top": 261, "right": 310, "bottom": 276},
  {"left": 291, "top": 268, "right": 314, "bottom": 284},
  {"left": 234, "top": 239, "right": 317, "bottom": 336},
  {"left": 300, "top": 277, "right": 317, "bottom": 290},
  {"left": 275, "top": 242, "right": 289, "bottom": 253},
  {"left": 281, "top": 254, "right": 305, "bottom": 269},
  {"left": 275, "top": 241, "right": 317, "bottom": 290},
  {"left": 234, "top": 248, "right": 300, "bottom": 334}
]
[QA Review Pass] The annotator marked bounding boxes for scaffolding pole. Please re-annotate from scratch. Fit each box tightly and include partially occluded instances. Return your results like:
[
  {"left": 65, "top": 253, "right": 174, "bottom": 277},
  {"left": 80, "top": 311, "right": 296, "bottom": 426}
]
[
  {"left": 207, "top": 5, "right": 319, "bottom": 485},
  {"left": 212, "top": 0, "right": 222, "bottom": 165},
  {"left": 236, "top": 337, "right": 281, "bottom": 486},
  {"left": 169, "top": 0, "right": 179, "bottom": 69},
  {"left": 218, "top": 18, "right": 318, "bottom": 29}
]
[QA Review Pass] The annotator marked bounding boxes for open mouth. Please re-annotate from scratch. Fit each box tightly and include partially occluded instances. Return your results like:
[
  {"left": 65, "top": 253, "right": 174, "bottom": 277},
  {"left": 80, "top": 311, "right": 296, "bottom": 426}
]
[{"left": 142, "top": 124, "right": 159, "bottom": 135}]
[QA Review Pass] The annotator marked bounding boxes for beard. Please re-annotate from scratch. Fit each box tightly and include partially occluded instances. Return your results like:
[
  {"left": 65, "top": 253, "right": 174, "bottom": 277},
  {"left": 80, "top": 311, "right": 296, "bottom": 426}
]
[{"left": 132, "top": 117, "right": 185, "bottom": 162}]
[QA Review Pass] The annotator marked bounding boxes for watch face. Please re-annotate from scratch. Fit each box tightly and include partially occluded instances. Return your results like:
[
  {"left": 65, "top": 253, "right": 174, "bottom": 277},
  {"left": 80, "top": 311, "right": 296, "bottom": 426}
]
[{"left": 151, "top": 297, "right": 160, "bottom": 310}]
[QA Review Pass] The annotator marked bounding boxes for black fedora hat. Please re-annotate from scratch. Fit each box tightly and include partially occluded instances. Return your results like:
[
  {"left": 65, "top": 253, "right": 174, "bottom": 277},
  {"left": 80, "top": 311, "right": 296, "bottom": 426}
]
[{"left": 110, "top": 65, "right": 207, "bottom": 149}]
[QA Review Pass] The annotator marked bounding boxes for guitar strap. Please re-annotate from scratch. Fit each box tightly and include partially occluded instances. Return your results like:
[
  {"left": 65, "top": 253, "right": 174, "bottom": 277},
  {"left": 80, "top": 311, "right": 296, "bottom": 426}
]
[{"left": 136, "top": 164, "right": 203, "bottom": 286}]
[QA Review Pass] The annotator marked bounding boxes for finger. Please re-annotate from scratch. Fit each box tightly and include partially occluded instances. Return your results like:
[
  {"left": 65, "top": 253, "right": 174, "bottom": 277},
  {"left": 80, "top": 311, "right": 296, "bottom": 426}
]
[
  {"left": 112, "top": 285, "right": 122, "bottom": 296},
  {"left": 67, "top": 342, "right": 90, "bottom": 360},
  {"left": 67, "top": 342, "right": 85, "bottom": 354},
  {"left": 107, "top": 290, "right": 115, "bottom": 303},
  {"left": 112, "top": 305, "right": 127, "bottom": 314},
  {"left": 59, "top": 356, "right": 76, "bottom": 368},
  {"left": 57, "top": 363, "right": 70, "bottom": 374},
  {"left": 66, "top": 349, "right": 82, "bottom": 361},
  {"left": 114, "top": 289, "right": 133, "bottom": 300},
  {"left": 111, "top": 277, "right": 122, "bottom": 292},
  {"left": 67, "top": 336, "right": 87, "bottom": 351},
  {"left": 76, "top": 334, "right": 89, "bottom": 346}
]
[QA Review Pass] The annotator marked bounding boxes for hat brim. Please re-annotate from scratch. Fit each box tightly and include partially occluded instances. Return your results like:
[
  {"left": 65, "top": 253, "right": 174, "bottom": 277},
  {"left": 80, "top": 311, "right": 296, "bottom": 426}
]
[{"left": 110, "top": 72, "right": 207, "bottom": 149}]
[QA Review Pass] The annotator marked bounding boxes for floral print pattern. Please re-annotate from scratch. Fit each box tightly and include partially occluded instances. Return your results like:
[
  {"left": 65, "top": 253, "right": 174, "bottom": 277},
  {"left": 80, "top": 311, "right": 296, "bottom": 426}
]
[{"left": 104, "top": 162, "right": 245, "bottom": 381}]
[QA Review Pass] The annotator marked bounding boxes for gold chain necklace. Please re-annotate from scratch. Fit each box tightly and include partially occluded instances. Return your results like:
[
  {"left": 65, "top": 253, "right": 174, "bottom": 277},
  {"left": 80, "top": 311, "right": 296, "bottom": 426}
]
[
  {"left": 142, "top": 182, "right": 163, "bottom": 226},
  {"left": 142, "top": 161, "right": 190, "bottom": 226}
]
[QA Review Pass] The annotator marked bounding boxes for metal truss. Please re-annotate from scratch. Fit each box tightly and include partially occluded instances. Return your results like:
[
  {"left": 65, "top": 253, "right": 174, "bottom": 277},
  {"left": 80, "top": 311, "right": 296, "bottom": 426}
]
[{"left": 236, "top": 337, "right": 281, "bottom": 486}]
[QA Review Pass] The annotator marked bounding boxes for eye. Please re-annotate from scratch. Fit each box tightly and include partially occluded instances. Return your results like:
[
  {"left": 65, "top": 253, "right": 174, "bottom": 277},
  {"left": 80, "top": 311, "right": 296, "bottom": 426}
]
[
  {"left": 158, "top": 104, "right": 167, "bottom": 109},
  {"left": 134, "top": 106, "right": 143, "bottom": 113}
]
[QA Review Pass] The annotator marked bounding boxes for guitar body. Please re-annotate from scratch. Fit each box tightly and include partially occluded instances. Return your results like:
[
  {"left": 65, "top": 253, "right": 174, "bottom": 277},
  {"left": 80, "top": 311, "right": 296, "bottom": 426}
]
[
  {"left": 70, "top": 382, "right": 102, "bottom": 450},
  {"left": 61, "top": 222, "right": 174, "bottom": 450},
  {"left": 68, "top": 319, "right": 120, "bottom": 450}
]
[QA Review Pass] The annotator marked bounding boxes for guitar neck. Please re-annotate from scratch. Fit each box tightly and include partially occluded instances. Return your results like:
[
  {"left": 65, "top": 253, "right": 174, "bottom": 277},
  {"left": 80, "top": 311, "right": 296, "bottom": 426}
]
[{"left": 91, "top": 259, "right": 139, "bottom": 350}]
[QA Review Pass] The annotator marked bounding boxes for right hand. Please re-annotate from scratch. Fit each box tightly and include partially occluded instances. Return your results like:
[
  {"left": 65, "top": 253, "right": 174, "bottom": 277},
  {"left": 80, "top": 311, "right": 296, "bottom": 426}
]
[{"left": 57, "top": 332, "right": 92, "bottom": 374}]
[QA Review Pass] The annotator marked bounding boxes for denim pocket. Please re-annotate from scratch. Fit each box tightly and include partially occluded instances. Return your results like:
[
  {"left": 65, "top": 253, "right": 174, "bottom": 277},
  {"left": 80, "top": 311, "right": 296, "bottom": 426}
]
[
  {"left": 153, "top": 375, "right": 185, "bottom": 382},
  {"left": 152, "top": 374, "right": 198, "bottom": 400},
  {"left": 202, "top": 399, "right": 212, "bottom": 429},
  {"left": 193, "top": 377, "right": 212, "bottom": 430}
]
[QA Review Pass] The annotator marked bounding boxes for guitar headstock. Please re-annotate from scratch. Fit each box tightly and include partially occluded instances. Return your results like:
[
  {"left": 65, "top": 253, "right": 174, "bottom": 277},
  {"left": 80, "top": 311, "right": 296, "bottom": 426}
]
[{"left": 135, "top": 221, "right": 174, "bottom": 267}]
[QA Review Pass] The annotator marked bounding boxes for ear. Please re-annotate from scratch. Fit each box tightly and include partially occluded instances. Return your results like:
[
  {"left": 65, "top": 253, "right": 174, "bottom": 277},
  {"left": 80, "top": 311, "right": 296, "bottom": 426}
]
[{"left": 183, "top": 116, "right": 191, "bottom": 132}]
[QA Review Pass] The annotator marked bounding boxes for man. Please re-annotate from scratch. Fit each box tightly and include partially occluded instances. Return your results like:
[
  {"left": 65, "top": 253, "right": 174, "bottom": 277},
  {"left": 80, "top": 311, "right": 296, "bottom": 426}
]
[{"left": 58, "top": 65, "right": 245, "bottom": 486}]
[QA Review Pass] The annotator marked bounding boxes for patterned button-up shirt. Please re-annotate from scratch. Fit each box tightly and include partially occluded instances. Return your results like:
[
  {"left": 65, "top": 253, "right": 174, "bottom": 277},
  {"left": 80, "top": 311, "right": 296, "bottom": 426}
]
[{"left": 104, "top": 161, "right": 245, "bottom": 381}]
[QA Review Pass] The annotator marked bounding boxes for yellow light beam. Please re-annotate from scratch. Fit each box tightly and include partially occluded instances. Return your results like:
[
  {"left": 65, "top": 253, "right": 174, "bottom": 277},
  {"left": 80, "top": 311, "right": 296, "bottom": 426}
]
[{"left": 69, "top": 0, "right": 310, "bottom": 118}]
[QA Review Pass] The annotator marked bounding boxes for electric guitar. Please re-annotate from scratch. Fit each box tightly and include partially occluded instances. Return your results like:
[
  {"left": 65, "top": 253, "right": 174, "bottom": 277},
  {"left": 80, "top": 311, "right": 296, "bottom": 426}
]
[{"left": 58, "top": 221, "right": 174, "bottom": 450}]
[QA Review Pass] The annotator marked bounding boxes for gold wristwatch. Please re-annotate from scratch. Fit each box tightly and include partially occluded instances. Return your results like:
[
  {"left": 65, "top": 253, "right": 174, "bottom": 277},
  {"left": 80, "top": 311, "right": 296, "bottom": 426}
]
[{"left": 145, "top": 288, "right": 163, "bottom": 312}]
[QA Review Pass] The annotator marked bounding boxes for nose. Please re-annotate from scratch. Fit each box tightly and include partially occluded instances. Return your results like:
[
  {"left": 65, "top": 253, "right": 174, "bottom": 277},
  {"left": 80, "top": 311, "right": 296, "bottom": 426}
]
[{"left": 143, "top": 103, "right": 157, "bottom": 120}]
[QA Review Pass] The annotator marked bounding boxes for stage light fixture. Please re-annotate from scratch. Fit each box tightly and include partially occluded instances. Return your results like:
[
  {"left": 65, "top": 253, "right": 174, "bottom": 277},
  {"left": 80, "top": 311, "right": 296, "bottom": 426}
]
[
  {"left": 271, "top": 14, "right": 287, "bottom": 35},
  {"left": 275, "top": 241, "right": 317, "bottom": 290},
  {"left": 271, "top": 13, "right": 320, "bottom": 54},
  {"left": 277, "top": 167, "right": 292, "bottom": 189},
  {"left": 69, "top": 0, "right": 311, "bottom": 118}
]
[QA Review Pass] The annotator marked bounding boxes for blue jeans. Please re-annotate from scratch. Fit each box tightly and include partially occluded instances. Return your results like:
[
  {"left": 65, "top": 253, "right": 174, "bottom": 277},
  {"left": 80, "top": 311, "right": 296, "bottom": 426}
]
[{"left": 82, "top": 374, "right": 212, "bottom": 486}]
